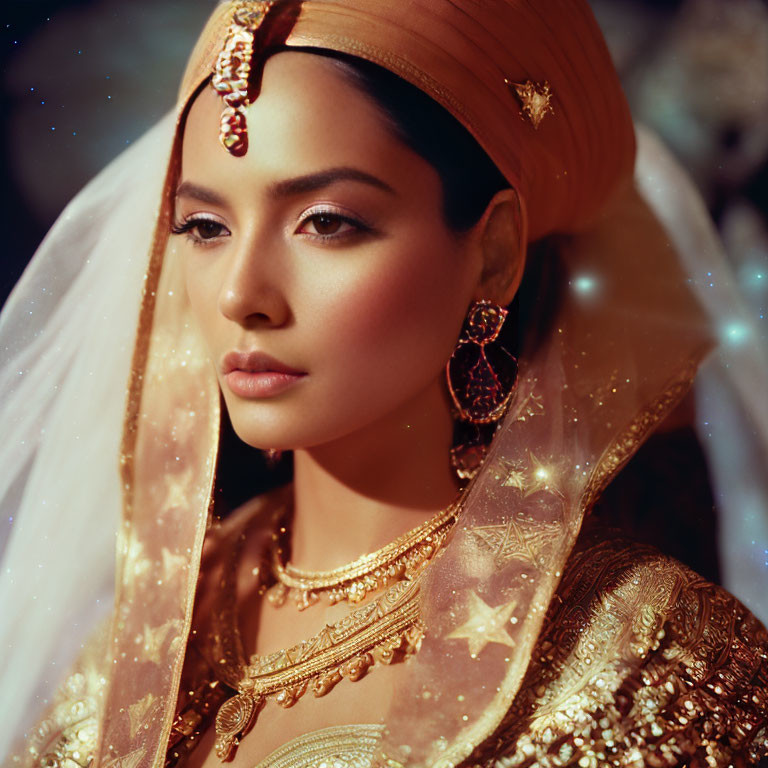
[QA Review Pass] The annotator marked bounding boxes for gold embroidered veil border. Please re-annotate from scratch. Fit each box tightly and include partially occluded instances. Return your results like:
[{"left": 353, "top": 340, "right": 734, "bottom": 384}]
[{"left": 99, "top": 2, "right": 713, "bottom": 768}]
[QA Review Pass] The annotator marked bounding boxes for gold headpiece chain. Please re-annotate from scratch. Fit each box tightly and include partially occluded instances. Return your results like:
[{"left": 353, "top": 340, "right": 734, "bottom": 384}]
[{"left": 211, "top": 1, "right": 277, "bottom": 156}]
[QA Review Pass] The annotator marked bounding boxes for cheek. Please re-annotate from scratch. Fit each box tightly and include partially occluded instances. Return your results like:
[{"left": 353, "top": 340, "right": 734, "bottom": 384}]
[
  {"left": 307, "top": 238, "right": 472, "bottom": 397},
  {"left": 183, "top": 254, "right": 222, "bottom": 350}
]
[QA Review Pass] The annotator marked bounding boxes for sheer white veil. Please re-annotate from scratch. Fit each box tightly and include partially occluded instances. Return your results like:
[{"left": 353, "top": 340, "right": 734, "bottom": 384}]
[
  {"left": 0, "top": 113, "right": 175, "bottom": 757},
  {"left": 636, "top": 127, "right": 768, "bottom": 621},
  {"left": 1, "top": 113, "right": 766, "bottom": 757}
]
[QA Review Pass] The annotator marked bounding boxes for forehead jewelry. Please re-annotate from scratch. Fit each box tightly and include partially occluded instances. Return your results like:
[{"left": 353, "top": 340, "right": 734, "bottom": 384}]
[
  {"left": 504, "top": 78, "right": 555, "bottom": 129},
  {"left": 211, "top": 1, "right": 276, "bottom": 156}
]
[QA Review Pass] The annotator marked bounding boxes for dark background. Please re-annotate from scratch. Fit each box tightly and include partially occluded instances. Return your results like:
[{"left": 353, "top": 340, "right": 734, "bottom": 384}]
[{"left": 2, "top": 0, "right": 767, "bottom": 323}]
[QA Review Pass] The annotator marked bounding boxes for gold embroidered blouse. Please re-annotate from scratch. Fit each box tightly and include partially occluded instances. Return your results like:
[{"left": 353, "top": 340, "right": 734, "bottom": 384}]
[{"left": 11, "top": 520, "right": 767, "bottom": 768}]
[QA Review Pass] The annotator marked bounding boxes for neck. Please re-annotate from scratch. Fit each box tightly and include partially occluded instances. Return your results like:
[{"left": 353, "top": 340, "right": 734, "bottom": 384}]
[{"left": 289, "top": 377, "right": 460, "bottom": 571}]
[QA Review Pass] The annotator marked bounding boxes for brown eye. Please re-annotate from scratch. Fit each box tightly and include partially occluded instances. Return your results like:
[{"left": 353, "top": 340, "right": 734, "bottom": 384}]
[
  {"left": 195, "top": 220, "right": 226, "bottom": 240},
  {"left": 295, "top": 210, "right": 370, "bottom": 240},
  {"left": 309, "top": 214, "right": 343, "bottom": 235},
  {"left": 171, "top": 216, "right": 230, "bottom": 245}
]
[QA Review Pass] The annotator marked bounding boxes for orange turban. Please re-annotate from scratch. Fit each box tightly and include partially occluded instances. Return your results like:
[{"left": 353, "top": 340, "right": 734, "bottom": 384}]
[{"left": 181, "top": 0, "right": 636, "bottom": 242}]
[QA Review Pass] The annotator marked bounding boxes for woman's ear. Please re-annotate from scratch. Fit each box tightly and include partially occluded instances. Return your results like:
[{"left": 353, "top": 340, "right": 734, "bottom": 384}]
[{"left": 473, "top": 188, "right": 526, "bottom": 306}]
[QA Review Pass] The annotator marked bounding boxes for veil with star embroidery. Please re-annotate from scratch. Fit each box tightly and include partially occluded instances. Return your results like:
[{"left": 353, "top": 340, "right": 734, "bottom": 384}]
[{"left": 1, "top": 1, "right": 767, "bottom": 765}]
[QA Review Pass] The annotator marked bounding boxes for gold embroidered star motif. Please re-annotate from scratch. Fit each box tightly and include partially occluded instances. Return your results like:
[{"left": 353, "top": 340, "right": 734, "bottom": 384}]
[
  {"left": 493, "top": 452, "right": 562, "bottom": 498},
  {"left": 505, "top": 79, "right": 555, "bottom": 129},
  {"left": 516, "top": 391, "right": 545, "bottom": 422},
  {"left": 119, "top": 528, "right": 152, "bottom": 600},
  {"left": 161, "top": 547, "right": 188, "bottom": 583},
  {"left": 468, "top": 516, "right": 562, "bottom": 570},
  {"left": 447, "top": 591, "right": 518, "bottom": 658},
  {"left": 139, "top": 621, "right": 174, "bottom": 665},
  {"left": 104, "top": 748, "right": 146, "bottom": 768},
  {"left": 161, "top": 467, "right": 193, "bottom": 514},
  {"left": 494, "top": 459, "right": 527, "bottom": 491},
  {"left": 120, "top": 526, "right": 149, "bottom": 569},
  {"left": 127, "top": 693, "right": 156, "bottom": 739}
]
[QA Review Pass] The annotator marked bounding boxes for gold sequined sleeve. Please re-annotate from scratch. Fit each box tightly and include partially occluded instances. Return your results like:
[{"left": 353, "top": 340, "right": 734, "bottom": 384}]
[
  {"left": 471, "top": 534, "right": 768, "bottom": 767},
  {"left": 4, "top": 620, "right": 109, "bottom": 768}
]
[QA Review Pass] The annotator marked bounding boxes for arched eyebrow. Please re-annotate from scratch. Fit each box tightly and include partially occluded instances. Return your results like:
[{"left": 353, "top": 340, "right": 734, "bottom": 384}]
[
  {"left": 175, "top": 167, "right": 396, "bottom": 207},
  {"left": 175, "top": 181, "right": 226, "bottom": 206},
  {"left": 268, "top": 167, "right": 396, "bottom": 197}
]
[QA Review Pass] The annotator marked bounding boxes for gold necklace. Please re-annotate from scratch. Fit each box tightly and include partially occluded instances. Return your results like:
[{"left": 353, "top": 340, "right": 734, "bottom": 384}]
[
  {"left": 215, "top": 577, "right": 424, "bottom": 762},
  {"left": 200, "top": 493, "right": 465, "bottom": 762},
  {"left": 267, "top": 498, "right": 461, "bottom": 610}
]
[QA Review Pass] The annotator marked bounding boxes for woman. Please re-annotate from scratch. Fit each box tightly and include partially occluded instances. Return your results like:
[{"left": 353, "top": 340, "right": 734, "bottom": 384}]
[{"left": 2, "top": 1, "right": 767, "bottom": 766}]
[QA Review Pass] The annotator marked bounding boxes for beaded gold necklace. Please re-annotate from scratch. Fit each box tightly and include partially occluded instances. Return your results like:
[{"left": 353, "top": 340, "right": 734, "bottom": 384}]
[
  {"left": 215, "top": 577, "right": 424, "bottom": 761},
  {"left": 168, "top": 496, "right": 464, "bottom": 764},
  {"left": 267, "top": 499, "right": 461, "bottom": 610}
]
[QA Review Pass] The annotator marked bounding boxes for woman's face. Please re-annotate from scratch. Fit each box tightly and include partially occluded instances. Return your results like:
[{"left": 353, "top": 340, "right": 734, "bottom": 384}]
[{"left": 177, "top": 52, "right": 485, "bottom": 450}]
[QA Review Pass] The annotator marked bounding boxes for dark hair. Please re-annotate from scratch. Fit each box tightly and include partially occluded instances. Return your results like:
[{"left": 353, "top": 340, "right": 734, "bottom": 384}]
[{"left": 318, "top": 51, "right": 509, "bottom": 232}]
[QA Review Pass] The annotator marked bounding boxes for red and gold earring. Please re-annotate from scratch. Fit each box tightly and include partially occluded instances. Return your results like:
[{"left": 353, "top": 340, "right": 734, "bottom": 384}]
[
  {"left": 446, "top": 300, "right": 518, "bottom": 479},
  {"left": 447, "top": 300, "right": 517, "bottom": 423}
]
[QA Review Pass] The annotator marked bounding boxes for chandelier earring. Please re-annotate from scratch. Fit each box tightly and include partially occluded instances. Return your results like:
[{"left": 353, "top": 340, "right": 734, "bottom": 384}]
[{"left": 446, "top": 299, "right": 518, "bottom": 479}]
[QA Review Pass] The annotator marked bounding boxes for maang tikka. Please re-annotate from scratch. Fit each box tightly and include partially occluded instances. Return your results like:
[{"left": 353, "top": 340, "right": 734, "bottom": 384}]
[
  {"left": 212, "top": 1, "right": 277, "bottom": 156},
  {"left": 447, "top": 300, "right": 518, "bottom": 479}
]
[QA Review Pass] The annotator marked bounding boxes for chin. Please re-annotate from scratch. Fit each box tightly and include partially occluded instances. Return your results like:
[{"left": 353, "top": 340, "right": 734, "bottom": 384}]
[
  {"left": 220, "top": 373, "right": 438, "bottom": 452},
  {"left": 225, "top": 404, "right": 296, "bottom": 451},
  {"left": 224, "top": 396, "right": 387, "bottom": 453},
  {"left": 224, "top": 400, "right": 335, "bottom": 452}
]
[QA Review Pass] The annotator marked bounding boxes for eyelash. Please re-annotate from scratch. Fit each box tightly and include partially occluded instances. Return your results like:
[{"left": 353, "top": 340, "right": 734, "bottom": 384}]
[
  {"left": 296, "top": 207, "right": 373, "bottom": 242},
  {"left": 171, "top": 215, "right": 229, "bottom": 247},
  {"left": 170, "top": 208, "right": 372, "bottom": 248}
]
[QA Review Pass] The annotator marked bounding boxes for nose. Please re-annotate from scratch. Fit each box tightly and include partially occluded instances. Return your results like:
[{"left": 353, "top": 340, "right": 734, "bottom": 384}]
[{"left": 217, "top": 237, "right": 291, "bottom": 328}]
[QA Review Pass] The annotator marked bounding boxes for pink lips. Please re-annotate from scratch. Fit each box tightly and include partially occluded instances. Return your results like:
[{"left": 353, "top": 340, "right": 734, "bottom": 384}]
[{"left": 222, "top": 351, "right": 306, "bottom": 398}]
